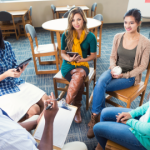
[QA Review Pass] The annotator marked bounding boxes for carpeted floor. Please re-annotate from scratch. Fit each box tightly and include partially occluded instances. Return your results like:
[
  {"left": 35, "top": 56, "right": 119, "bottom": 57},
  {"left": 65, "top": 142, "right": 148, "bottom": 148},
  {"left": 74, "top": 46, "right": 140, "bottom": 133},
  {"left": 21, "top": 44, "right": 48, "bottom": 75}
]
[{"left": 5, "top": 23, "right": 150, "bottom": 150}]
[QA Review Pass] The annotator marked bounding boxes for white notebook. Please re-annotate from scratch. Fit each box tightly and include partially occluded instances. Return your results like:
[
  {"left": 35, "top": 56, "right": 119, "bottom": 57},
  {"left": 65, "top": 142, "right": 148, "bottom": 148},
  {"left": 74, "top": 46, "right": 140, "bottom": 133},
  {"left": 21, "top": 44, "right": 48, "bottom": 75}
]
[{"left": 33, "top": 106, "right": 77, "bottom": 148}]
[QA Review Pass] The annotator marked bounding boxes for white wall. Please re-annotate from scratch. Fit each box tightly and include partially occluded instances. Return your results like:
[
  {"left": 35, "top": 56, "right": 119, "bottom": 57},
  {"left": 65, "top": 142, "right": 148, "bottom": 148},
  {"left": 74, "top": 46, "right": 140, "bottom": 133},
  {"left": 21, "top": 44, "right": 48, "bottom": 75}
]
[{"left": 0, "top": 0, "right": 150, "bottom": 27}]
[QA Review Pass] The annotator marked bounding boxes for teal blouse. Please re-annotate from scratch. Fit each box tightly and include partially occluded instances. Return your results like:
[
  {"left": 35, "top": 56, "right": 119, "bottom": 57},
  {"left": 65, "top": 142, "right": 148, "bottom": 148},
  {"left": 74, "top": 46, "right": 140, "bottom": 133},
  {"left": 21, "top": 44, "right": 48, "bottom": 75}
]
[
  {"left": 126, "top": 102, "right": 150, "bottom": 150},
  {"left": 61, "top": 32, "right": 97, "bottom": 77}
]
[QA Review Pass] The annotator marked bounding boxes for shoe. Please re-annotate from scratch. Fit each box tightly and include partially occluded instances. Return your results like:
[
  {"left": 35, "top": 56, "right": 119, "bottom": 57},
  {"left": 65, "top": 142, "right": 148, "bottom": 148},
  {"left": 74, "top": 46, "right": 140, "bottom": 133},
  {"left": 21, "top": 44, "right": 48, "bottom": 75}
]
[
  {"left": 74, "top": 107, "right": 82, "bottom": 123},
  {"left": 87, "top": 113, "right": 100, "bottom": 138},
  {"left": 95, "top": 143, "right": 103, "bottom": 150}
]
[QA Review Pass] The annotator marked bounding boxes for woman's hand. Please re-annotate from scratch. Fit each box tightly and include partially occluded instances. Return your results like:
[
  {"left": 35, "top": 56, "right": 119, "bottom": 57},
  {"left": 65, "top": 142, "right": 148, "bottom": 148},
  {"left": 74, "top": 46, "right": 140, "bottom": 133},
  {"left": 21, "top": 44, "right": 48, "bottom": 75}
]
[
  {"left": 111, "top": 70, "right": 123, "bottom": 78},
  {"left": 44, "top": 92, "right": 59, "bottom": 123},
  {"left": 15, "top": 64, "right": 28, "bottom": 78},
  {"left": 76, "top": 58, "right": 85, "bottom": 63},
  {"left": 4, "top": 69, "right": 17, "bottom": 78},
  {"left": 116, "top": 112, "right": 132, "bottom": 124},
  {"left": 68, "top": 54, "right": 81, "bottom": 62}
]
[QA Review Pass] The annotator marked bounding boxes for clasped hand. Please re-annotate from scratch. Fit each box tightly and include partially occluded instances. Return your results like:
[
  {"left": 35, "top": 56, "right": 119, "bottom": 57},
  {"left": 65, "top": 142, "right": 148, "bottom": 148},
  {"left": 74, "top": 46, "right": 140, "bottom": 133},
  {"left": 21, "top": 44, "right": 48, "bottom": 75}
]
[
  {"left": 68, "top": 54, "right": 84, "bottom": 63},
  {"left": 5, "top": 64, "right": 28, "bottom": 78},
  {"left": 111, "top": 70, "right": 123, "bottom": 79},
  {"left": 116, "top": 112, "right": 131, "bottom": 124}
]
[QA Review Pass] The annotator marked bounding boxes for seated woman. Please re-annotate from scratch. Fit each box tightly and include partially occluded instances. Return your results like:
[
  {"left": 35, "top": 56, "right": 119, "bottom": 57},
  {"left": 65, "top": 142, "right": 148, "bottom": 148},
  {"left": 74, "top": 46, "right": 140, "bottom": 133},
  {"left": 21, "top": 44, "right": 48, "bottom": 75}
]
[
  {"left": 61, "top": 7, "right": 97, "bottom": 123},
  {"left": 87, "top": 8, "right": 150, "bottom": 138},
  {"left": 93, "top": 96, "right": 150, "bottom": 150},
  {"left": 0, "top": 29, "right": 49, "bottom": 122}
]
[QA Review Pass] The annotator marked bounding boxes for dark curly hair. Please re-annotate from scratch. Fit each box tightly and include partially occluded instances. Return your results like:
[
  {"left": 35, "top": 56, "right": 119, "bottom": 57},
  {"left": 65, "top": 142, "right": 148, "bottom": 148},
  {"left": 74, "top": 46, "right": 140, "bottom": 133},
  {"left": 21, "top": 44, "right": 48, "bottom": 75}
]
[{"left": 0, "top": 29, "right": 5, "bottom": 49}]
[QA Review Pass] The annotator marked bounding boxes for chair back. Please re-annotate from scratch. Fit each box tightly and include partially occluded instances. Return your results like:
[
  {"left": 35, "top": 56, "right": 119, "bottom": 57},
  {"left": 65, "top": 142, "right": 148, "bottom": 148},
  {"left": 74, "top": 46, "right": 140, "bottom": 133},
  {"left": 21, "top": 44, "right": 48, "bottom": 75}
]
[
  {"left": 62, "top": 7, "right": 75, "bottom": 18},
  {"left": 29, "top": 6, "right": 32, "bottom": 17},
  {"left": 93, "top": 14, "right": 103, "bottom": 21},
  {"left": 144, "top": 60, "right": 150, "bottom": 86},
  {"left": 25, "top": 24, "right": 37, "bottom": 41},
  {"left": 91, "top": 3, "right": 97, "bottom": 17},
  {"left": 51, "top": 4, "right": 56, "bottom": 19},
  {"left": 0, "top": 11, "right": 12, "bottom": 21},
  {"left": 91, "top": 2, "right": 97, "bottom": 11},
  {"left": 87, "top": 46, "right": 97, "bottom": 70}
]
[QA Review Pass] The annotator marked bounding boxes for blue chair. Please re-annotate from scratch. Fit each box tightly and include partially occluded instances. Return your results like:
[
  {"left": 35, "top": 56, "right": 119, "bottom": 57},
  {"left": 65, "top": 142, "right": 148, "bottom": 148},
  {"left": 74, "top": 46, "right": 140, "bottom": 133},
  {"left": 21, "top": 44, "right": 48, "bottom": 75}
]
[
  {"left": 91, "top": 2, "right": 97, "bottom": 17},
  {"left": 93, "top": 14, "right": 103, "bottom": 57},
  {"left": 51, "top": 4, "right": 56, "bottom": 19},
  {"left": 0, "top": 11, "right": 19, "bottom": 40},
  {"left": 25, "top": 24, "right": 59, "bottom": 75}
]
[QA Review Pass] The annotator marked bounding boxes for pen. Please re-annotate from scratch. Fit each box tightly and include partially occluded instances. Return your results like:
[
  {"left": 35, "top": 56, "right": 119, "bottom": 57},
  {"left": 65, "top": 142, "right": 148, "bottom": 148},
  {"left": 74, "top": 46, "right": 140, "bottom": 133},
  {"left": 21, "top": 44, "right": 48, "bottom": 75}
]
[{"left": 45, "top": 97, "right": 60, "bottom": 110}]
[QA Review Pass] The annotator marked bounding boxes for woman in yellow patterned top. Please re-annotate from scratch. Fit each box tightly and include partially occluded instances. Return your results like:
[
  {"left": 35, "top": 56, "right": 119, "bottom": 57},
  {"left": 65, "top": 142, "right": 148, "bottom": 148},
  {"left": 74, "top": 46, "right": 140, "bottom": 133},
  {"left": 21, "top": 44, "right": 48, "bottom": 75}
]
[{"left": 61, "top": 7, "right": 97, "bottom": 123}]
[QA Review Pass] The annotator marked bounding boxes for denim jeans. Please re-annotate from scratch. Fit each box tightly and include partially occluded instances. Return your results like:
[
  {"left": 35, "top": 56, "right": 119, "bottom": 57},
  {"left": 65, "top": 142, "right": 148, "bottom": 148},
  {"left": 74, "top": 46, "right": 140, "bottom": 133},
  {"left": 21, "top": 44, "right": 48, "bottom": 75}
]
[
  {"left": 93, "top": 107, "right": 146, "bottom": 150},
  {"left": 92, "top": 69, "right": 135, "bottom": 114}
]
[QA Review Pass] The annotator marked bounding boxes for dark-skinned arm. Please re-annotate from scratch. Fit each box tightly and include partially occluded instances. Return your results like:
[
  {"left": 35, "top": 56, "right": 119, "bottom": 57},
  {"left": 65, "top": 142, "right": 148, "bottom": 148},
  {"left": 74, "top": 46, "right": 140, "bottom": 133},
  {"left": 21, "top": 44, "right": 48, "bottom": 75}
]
[{"left": 38, "top": 92, "right": 58, "bottom": 150}]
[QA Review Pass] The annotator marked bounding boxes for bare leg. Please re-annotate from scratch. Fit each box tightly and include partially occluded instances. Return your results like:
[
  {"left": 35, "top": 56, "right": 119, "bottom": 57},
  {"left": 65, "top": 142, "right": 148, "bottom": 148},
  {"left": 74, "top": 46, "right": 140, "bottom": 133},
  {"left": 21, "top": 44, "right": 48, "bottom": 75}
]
[
  {"left": 36, "top": 94, "right": 49, "bottom": 113},
  {"left": 26, "top": 104, "right": 41, "bottom": 119}
]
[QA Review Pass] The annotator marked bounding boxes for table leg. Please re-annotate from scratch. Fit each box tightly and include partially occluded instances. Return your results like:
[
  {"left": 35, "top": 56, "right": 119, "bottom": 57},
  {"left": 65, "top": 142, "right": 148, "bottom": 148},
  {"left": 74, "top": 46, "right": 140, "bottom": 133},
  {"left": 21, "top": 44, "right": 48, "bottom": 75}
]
[
  {"left": 56, "top": 31, "right": 62, "bottom": 66},
  {"left": 86, "top": 10, "right": 89, "bottom": 17},
  {"left": 22, "top": 16, "right": 27, "bottom": 37},
  {"left": 56, "top": 12, "right": 59, "bottom": 19},
  {"left": 50, "top": 31, "right": 54, "bottom": 44}
]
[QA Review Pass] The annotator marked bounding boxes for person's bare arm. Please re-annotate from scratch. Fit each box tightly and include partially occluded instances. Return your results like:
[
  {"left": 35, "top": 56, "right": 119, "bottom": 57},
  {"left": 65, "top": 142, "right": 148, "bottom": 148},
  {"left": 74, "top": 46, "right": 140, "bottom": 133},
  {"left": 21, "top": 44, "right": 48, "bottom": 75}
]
[
  {"left": 19, "top": 120, "right": 37, "bottom": 131},
  {"left": 77, "top": 52, "right": 96, "bottom": 62},
  {"left": 38, "top": 92, "right": 58, "bottom": 150}
]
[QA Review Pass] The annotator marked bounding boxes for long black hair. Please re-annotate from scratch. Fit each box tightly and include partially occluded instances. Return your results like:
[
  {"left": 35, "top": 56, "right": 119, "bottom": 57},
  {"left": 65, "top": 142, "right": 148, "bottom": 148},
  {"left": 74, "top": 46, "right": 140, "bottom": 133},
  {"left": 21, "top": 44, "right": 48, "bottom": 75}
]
[
  {"left": 0, "top": 29, "right": 5, "bottom": 49},
  {"left": 124, "top": 9, "right": 141, "bottom": 32}
]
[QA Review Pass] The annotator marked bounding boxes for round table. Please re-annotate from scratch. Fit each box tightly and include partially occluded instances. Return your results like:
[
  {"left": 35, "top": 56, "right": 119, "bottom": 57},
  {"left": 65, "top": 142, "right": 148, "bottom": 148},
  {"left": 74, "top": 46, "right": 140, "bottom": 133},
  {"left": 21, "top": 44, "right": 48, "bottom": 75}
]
[{"left": 42, "top": 18, "right": 101, "bottom": 65}]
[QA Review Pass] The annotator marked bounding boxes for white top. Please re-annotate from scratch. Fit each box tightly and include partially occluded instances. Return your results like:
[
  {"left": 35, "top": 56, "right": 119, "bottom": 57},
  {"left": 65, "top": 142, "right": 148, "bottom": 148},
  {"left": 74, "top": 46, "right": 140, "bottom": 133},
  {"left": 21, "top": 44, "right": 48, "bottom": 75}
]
[{"left": 0, "top": 109, "right": 38, "bottom": 150}]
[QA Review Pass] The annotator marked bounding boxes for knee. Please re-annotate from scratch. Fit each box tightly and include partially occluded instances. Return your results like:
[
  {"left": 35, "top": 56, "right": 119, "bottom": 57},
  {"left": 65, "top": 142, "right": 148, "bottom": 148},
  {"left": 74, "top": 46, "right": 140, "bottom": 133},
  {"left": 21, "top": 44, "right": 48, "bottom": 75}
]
[
  {"left": 93, "top": 122, "right": 102, "bottom": 136},
  {"left": 27, "top": 104, "right": 40, "bottom": 118},
  {"left": 78, "top": 68, "right": 86, "bottom": 77}
]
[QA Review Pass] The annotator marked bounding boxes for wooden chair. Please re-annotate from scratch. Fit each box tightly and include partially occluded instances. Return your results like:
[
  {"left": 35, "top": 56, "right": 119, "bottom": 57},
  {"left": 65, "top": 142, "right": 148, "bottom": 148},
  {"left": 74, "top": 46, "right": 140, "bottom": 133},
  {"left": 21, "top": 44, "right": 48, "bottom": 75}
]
[
  {"left": 53, "top": 28, "right": 99, "bottom": 110},
  {"left": 106, "top": 61, "right": 150, "bottom": 108},
  {"left": 105, "top": 140, "right": 128, "bottom": 150},
  {"left": 0, "top": 11, "right": 19, "bottom": 40},
  {"left": 91, "top": 3, "right": 97, "bottom": 17},
  {"left": 17, "top": 6, "right": 32, "bottom": 37},
  {"left": 93, "top": 14, "right": 103, "bottom": 57},
  {"left": 51, "top": 4, "right": 56, "bottom": 19},
  {"left": 25, "top": 24, "right": 59, "bottom": 75},
  {"left": 53, "top": 57, "right": 96, "bottom": 110}
]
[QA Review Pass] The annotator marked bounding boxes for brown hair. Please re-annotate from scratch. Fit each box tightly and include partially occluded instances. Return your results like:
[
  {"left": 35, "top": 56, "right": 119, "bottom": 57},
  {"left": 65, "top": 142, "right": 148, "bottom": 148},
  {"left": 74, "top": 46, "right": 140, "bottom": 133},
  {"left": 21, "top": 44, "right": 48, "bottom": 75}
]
[{"left": 64, "top": 7, "right": 89, "bottom": 51}]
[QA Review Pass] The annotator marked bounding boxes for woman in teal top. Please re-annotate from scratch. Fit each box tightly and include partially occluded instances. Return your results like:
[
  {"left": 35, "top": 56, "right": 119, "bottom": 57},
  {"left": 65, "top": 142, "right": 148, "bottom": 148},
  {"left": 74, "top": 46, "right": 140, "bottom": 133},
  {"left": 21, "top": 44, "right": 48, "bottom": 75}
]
[
  {"left": 93, "top": 101, "right": 149, "bottom": 150},
  {"left": 61, "top": 7, "right": 97, "bottom": 123}
]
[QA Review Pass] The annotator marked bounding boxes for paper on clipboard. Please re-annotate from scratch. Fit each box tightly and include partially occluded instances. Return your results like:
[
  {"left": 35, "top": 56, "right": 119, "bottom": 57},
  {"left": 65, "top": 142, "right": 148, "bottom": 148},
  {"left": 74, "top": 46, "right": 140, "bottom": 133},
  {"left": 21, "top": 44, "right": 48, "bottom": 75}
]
[{"left": 33, "top": 106, "right": 77, "bottom": 148}]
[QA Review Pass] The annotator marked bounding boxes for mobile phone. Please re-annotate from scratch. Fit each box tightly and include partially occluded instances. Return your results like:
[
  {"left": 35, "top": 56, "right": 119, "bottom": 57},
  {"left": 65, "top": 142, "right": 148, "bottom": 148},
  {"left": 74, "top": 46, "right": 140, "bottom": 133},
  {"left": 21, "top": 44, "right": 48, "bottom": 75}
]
[
  {"left": 66, "top": 52, "right": 79, "bottom": 57},
  {"left": 16, "top": 57, "right": 32, "bottom": 72}
]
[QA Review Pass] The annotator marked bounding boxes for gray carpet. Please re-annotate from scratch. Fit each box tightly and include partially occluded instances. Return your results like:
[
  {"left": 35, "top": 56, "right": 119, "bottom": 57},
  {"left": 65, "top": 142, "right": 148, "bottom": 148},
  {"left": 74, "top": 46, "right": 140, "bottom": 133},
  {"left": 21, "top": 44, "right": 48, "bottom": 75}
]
[{"left": 5, "top": 23, "right": 150, "bottom": 150}]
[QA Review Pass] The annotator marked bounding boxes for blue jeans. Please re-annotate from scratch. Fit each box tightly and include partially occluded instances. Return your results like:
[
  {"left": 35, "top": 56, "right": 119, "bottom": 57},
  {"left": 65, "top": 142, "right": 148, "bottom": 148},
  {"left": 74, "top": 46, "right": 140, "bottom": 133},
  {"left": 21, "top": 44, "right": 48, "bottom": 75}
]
[
  {"left": 93, "top": 107, "right": 146, "bottom": 150},
  {"left": 92, "top": 69, "right": 135, "bottom": 114}
]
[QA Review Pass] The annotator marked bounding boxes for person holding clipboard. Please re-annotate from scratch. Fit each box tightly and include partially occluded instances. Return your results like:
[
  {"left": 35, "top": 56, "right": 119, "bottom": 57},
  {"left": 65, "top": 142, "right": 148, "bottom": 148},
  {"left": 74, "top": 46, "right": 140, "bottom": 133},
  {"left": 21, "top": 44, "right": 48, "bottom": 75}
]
[
  {"left": 0, "top": 29, "right": 50, "bottom": 122},
  {"left": 0, "top": 92, "right": 88, "bottom": 150},
  {"left": 61, "top": 7, "right": 97, "bottom": 123}
]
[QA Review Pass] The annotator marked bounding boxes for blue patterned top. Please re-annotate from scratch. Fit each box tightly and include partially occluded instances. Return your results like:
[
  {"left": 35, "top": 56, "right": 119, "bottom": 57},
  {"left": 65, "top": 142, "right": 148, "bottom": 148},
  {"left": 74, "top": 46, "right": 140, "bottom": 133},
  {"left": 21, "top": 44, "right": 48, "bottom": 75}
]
[{"left": 0, "top": 41, "right": 24, "bottom": 96}]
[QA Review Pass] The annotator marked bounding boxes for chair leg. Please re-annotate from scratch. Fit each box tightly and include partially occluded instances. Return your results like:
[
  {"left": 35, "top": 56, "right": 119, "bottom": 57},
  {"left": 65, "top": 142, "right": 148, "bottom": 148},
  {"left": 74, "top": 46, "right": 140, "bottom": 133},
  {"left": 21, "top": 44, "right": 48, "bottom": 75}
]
[
  {"left": 126, "top": 100, "right": 131, "bottom": 108},
  {"left": 33, "top": 56, "right": 38, "bottom": 75},
  {"left": 55, "top": 52, "right": 59, "bottom": 72},
  {"left": 53, "top": 78, "right": 58, "bottom": 98},
  {"left": 86, "top": 82, "right": 89, "bottom": 110},
  {"left": 139, "top": 90, "right": 146, "bottom": 106}
]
